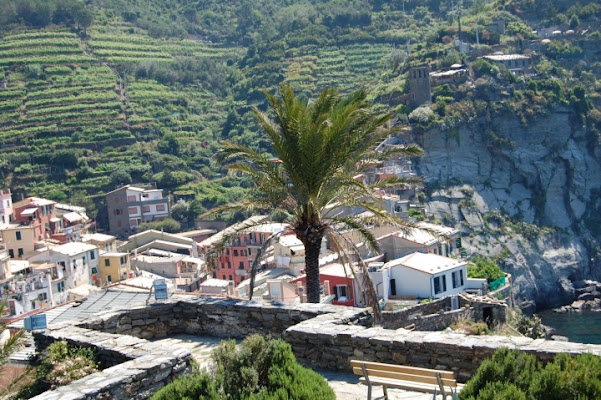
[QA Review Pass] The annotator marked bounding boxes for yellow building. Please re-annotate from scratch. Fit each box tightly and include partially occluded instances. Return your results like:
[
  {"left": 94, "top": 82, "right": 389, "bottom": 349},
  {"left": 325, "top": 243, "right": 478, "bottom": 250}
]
[
  {"left": 1, "top": 224, "right": 37, "bottom": 259},
  {"left": 98, "top": 252, "right": 131, "bottom": 285}
]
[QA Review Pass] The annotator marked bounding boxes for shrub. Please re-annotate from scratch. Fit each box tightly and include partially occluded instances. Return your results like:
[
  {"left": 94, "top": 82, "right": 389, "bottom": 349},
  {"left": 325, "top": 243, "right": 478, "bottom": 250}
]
[
  {"left": 152, "top": 335, "right": 335, "bottom": 400},
  {"left": 152, "top": 372, "right": 219, "bottom": 400},
  {"left": 467, "top": 256, "right": 504, "bottom": 283},
  {"left": 460, "top": 349, "right": 601, "bottom": 400}
]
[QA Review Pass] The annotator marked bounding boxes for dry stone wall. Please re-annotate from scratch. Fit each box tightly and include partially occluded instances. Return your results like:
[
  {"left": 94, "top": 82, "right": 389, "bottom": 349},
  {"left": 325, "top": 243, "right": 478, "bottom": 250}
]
[{"left": 30, "top": 295, "right": 601, "bottom": 397}]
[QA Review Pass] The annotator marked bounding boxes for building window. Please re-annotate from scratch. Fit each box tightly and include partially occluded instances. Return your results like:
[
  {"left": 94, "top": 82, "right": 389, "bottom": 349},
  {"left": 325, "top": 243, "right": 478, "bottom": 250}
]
[
  {"left": 156, "top": 204, "right": 166, "bottom": 212},
  {"left": 334, "top": 285, "right": 348, "bottom": 300},
  {"left": 452, "top": 270, "right": 464, "bottom": 288},
  {"left": 142, "top": 205, "right": 150, "bottom": 213},
  {"left": 127, "top": 195, "right": 136, "bottom": 202},
  {"left": 105, "top": 259, "right": 110, "bottom": 267},
  {"left": 115, "top": 209, "right": 121, "bottom": 215},
  {"left": 433, "top": 275, "right": 447, "bottom": 294},
  {"left": 107, "top": 275, "right": 112, "bottom": 282},
  {"left": 222, "top": 275, "right": 226, "bottom": 280},
  {"left": 90, "top": 250, "right": 95, "bottom": 260},
  {"left": 117, "top": 220, "right": 122, "bottom": 228},
  {"left": 57, "top": 281, "right": 65, "bottom": 292},
  {"left": 233, "top": 250, "right": 238, "bottom": 256},
  {"left": 8, "top": 249, "right": 14, "bottom": 258},
  {"left": 239, "top": 262, "right": 244, "bottom": 270},
  {"left": 82, "top": 256, "right": 87, "bottom": 265},
  {"left": 91, "top": 267, "right": 97, "bottom": 274},
  {"left": 128, "top": 207, "right": 138, "bottom": 214},
  {"left": 15, "top": 231, "right": 21, "bottom": 240},
  {"left": 248, "top": 248, "right": 252, "bottom": 256},
  {"left": 120, "top": 256, "right": 127, "bottom": 264},
  {"left": 18, "top": 248, "right": 23, "bottom": 257},
  {"left": 130, "top": 219, "right": 138, "bottom": 227},
  {"left": 229, "top": 275, "right": 233, "bottom": 281},
  {"left": 227, "top": 262, "right": 231, "bottom": 269}
]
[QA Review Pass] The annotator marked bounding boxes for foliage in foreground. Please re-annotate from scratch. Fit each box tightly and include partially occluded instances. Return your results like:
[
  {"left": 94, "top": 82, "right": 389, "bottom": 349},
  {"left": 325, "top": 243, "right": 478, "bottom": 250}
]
[
  {"left": 152, "top": 334, "right": 335, "bottom": 400},
  {"left": 467, "top": 256, "right": 504, "bottom": 283},
  {"left": 459, "top": 348, "right": 601, "bottom": 400},
  {"left": 0, "top": 297, "right": 24, "bottom": 366},
  {"left": 14, "top": 340, "right": 98, "bottom": 398}
]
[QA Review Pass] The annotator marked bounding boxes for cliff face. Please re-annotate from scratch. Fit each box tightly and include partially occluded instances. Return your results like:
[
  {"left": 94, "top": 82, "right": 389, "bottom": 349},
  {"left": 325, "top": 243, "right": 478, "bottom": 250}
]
[{"left": 413, "top": 107, "right": 601, "bottom": 312}]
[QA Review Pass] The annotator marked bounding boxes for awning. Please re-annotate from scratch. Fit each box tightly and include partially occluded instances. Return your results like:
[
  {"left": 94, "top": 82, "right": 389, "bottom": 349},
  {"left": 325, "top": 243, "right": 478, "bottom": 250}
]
[
  {"left": 10, "top": 260, "right": 30, "bottom": 274},
  {"left": 63, "top": 212, "right": 83, "bottom": 223},
  {"left": 50, "top": 217, "right": 61, "bottom": 223},
  {"left": 20, "top": 208, "right": 37, "bottom": 216}
]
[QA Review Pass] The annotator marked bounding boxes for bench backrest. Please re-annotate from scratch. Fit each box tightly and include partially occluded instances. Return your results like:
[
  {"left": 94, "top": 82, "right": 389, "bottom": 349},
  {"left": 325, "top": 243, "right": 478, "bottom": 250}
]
[{"left": 350, "top": 360, "right": 458, "bottom": 388}]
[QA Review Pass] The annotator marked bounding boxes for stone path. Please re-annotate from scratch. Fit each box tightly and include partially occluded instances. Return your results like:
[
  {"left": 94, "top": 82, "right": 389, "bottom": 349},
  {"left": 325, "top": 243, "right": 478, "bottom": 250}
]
[{"left": 157, "top": 335, "right": 446, "bottom": 400}]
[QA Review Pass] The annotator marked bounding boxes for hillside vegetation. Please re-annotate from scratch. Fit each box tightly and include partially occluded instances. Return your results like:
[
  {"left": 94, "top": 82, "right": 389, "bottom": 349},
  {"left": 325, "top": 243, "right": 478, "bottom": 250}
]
[{"left": 0, "top": 0, "right": 600, "bottom": 230}]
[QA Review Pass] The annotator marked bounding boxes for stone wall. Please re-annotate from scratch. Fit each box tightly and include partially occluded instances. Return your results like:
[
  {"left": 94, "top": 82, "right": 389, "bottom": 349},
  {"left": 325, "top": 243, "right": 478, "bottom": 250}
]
[
  {"left": 381, "top": 294, "right": 507, "bottom": 331},
  {"left": 31, "top": 322, "right": 193, "bottom": 400},
  {"left": 284, "top": 311, "right": 601, "bottom": 382},
  {"left": 31, "top": 295, "right": 601, "bottom": 397}
]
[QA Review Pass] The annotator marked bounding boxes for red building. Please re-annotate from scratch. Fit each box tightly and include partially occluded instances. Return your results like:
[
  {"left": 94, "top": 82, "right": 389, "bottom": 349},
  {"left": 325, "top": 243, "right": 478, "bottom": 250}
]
[
  {"left": 290, "top": 263, "right": 356, "bottom": 307},
  {"left": 199, "top": 217, "right": 290, "bottom": 286}
]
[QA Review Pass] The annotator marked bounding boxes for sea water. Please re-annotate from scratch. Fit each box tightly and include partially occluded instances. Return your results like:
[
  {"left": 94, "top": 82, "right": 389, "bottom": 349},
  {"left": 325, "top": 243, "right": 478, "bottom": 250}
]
[{"left": 538, "top": 309, "right": 601, "bottom": 344}]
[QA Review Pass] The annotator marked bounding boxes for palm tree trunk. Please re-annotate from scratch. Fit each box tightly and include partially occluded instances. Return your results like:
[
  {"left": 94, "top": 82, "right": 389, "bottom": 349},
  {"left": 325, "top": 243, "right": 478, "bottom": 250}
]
[{"left": 304, "top": 237, "right": 322, "bottom": 303}]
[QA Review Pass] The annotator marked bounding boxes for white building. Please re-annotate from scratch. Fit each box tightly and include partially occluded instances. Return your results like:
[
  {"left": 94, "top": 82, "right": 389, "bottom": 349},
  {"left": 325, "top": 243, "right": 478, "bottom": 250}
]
[
  {"left": 0, "top": 189, "right": 13, "bottom": 228},
  {"left": 383, "top": 252, "right": 468, "bottom": 299},
  {"left": 29, "top": 242, "right": 99, "bottom": 289}
]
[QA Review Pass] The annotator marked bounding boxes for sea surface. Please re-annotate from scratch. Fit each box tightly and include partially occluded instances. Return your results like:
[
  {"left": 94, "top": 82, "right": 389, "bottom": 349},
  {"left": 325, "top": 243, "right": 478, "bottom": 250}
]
[{"left": 538, "top": 309, "right": 601, "bottom": 344}]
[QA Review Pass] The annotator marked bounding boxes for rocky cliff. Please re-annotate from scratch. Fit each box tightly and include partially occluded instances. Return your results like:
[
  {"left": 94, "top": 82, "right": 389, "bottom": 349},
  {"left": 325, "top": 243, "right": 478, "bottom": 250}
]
[{"left": 412, "top": 107, "right": 601, "bottom": 313}]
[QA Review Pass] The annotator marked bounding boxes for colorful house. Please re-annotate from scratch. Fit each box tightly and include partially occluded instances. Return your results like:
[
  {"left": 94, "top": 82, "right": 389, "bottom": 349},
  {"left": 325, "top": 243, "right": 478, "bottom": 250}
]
[
  {"left": 99, "top": 252, "right": 131, "bottom": 285},
  {"left": 290, "top": 263, "right": 356, "bottom": 306}
]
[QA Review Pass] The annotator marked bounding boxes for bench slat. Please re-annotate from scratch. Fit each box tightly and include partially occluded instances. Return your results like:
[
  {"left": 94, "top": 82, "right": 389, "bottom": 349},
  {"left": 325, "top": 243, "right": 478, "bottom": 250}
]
[
  {"left": 352, "top": 367, "right": 458, "bottom": 387},
  {"left": 350, "top": 360, "right": 455, "bottom": 380},
  {"left": 359, "top": 376, "right": 440, "bottom": 393}
]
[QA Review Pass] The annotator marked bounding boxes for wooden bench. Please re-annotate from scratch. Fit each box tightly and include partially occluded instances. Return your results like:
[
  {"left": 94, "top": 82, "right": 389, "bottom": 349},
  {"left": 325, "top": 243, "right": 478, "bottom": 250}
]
[{"left": 351, "top": 360, "right": 463, "bottom": 400}]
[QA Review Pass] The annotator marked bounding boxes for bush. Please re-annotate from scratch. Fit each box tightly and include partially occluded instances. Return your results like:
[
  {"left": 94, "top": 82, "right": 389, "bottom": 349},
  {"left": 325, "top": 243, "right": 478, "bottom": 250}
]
[
  {"left": 460, "top": 349, "right": 601, "bottom": 400},
  {"left": 152, "top": 335, "right": 335, "bottom": 400},
  {"left": 152, "top": 372, "right": 219, "bottom": 400},
  {"left": 467, "top": 256, "right": 504, "bottom": 283}
]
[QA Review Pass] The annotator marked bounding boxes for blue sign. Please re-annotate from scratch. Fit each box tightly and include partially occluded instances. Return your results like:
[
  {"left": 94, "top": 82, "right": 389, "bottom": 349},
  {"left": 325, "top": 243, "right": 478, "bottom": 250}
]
[
  {"left": 154, "top": 279, "right": 168, "bottom": 300},
  {"left": 24, "top": 314, "right": 47, "bottom": 331}
]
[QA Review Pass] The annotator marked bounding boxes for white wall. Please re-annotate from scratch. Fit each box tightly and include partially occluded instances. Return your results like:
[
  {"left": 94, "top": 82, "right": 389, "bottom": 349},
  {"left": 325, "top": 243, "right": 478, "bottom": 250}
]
[{"left": 390, "top": 266, "right": 432, "bottom": 298}]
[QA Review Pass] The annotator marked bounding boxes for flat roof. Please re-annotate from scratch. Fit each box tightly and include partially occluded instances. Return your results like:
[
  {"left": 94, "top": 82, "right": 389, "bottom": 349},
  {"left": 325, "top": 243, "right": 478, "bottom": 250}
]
[
  {"left": 52, "top": 242, "right": 98, "bottom": 256},
  {"left": 200, "top": 278, "right": 231, "bottom": 288},
  {"left": 82, "top": 233, "right": 116, "bottom": 243},
  {"left": 199, "top": 216, "right": 290, "bottom": 248},
  {"left": 20, "top": 208, "right": 37, "bottom": 216},
  {"left": 101, "top": 252, "right": 128, "bottom": 257},
  {"left": 383, "top": 252, "right": 466, "bottom": 275},
  {"left": 483, "top": 54, "right": 530, "bottom": 61}
]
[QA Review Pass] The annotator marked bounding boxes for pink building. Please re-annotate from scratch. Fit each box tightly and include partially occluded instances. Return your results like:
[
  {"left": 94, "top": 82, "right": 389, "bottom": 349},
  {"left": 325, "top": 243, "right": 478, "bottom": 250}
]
[{"left": 199, "top": 217, "right": 289, "bottom": 286}]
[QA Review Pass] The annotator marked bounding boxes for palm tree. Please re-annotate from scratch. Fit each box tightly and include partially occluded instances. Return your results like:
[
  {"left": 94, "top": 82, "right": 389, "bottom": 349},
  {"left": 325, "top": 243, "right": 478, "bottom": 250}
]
[
  {"left": 213, "top": 84, "right": 423, "bottom": 305},
  {"left": 0, "top": 298, "right": 24, "bottom": 366}
]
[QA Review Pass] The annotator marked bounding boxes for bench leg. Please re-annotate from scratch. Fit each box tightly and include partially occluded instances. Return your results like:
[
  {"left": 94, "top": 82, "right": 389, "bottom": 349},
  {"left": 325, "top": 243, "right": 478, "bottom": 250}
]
[
  {"left": 383, "top": 385, "right": 388, "bottom": 400},
  {"left": 367, "top": 382, "right": 372, "bottom": 400}
]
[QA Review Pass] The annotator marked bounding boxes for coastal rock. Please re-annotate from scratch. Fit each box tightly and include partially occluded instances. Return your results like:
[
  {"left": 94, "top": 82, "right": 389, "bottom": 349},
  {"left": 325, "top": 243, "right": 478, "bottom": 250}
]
[{"left": 413, "top": 109, "right": 600, "bottom": 310}]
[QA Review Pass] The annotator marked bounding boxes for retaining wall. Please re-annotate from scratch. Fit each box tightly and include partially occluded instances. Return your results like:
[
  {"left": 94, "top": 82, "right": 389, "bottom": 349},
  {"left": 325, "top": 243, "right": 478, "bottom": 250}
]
[{"left": 31, "top": 295, "right": 601, "bottom": 398}]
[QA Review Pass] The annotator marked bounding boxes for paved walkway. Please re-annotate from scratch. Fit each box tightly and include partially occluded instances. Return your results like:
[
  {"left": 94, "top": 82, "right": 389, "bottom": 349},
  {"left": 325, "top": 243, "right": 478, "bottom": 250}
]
[{"left": 157, "top": 335, "right": 445, "bottom": 400}]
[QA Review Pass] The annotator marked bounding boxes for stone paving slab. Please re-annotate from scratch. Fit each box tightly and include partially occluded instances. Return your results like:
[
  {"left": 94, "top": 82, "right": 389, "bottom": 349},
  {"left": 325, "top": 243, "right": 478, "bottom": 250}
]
[{"left": 159, "top": 335, "right": 444, "bottom": 400}]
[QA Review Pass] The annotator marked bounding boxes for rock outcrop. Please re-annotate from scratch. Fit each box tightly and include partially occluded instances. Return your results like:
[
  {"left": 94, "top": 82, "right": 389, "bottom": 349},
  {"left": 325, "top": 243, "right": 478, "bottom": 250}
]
[{"left": 411, "top": 107, "right": 601, "bottom": 311}]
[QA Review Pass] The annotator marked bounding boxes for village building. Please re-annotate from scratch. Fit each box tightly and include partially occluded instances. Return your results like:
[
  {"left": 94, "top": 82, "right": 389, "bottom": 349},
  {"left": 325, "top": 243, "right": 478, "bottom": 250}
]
[
  {"left": 377, "top": 221, "right": 461, "bottom": 259},
  {"left": 199, "top": 216, "right": 289, "bottom": 286},
  {"left": 130, "top": 251, "right": 203, "bottom": 292},
  {"left": 1, "top": 197, "right": 60, "bottom": 259},
  {"left": 98, "top": 252, "right": 131, "bottom": 285},
  {"left": 481, "top": 53, "right": 532, "bottom": 74},
  {"left": 0, "top": 188, "right": 13, "bottom": 228},
  {"left": 290, "top": 263, "right": 357, "bottom": 306},
  {"left": 81, "top": 232, "right": 117, "bottom": 252},
  {"left": 105, "top": 185, "right": 170, "bottom": 238},
  {"left": 120, "top": 229, "right": 200, "bottom": 257},
  {"left": 28, "top": 242, "right": 99, "bottom": 291},
  {"left": 382, "top": 252, "right": 468, "bottom": 299}
]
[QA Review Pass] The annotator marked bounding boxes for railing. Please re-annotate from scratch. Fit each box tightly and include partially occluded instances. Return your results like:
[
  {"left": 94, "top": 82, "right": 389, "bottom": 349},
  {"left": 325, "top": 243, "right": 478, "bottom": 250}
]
[{"left": 489, "top": 276, "right": 506, "bottom": 291}]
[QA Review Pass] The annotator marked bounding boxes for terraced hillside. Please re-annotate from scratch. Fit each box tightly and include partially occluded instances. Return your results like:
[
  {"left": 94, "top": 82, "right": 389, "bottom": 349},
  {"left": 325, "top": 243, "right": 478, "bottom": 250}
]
[{"left": 0, "top": 29, "right": 244, "bottom": 207}]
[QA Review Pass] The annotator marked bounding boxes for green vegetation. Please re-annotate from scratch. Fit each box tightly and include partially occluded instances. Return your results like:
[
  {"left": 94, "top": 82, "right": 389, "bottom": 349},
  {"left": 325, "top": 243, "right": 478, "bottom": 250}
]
[
  {"left": 0, "top": 0, "right": 598, "bottom": 237},
  {"left": 467, "top": 256, "right": 504, "bottom": 283},
  {"left": 459, "top": 348, "right": 601, "bottom": 400},
  {"left": 15, "top": 340, "right": 99, "bottom": 398},
  {"left": 152, "top": 334, "right": 335, "bottom": 400}
]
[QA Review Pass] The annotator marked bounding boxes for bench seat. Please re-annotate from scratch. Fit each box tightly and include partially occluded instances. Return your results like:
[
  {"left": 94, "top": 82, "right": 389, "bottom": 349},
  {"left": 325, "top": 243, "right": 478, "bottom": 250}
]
[{"left": 351, "top": 360, "right": 464, "bottom": 400}]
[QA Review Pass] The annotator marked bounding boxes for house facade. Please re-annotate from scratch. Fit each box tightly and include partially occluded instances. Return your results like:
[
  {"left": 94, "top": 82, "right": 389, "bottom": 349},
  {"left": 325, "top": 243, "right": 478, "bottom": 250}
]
[
  {"left": 28, "top": 242, "right": 99, "bottom": 289},
  {"left": 290, "top": 263, "right": 356, "bottom": 306},
  {"left": 199, "top": 217, "right": 289, "bottom": 286},
  {"left": 0, "top": 189, "right": 13, "bottom": 228},
  {"left": 378, "top": 221, "right": 461, "bottom": 259},
  {"left": 383, "top": 252, "right": 468, "bottom": 299},
  {"left": 106, "top": 185, "right": 170, "bottom": 237},
  {"left": 99, "top": 252, "right": 131, "bottom": 285}
]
